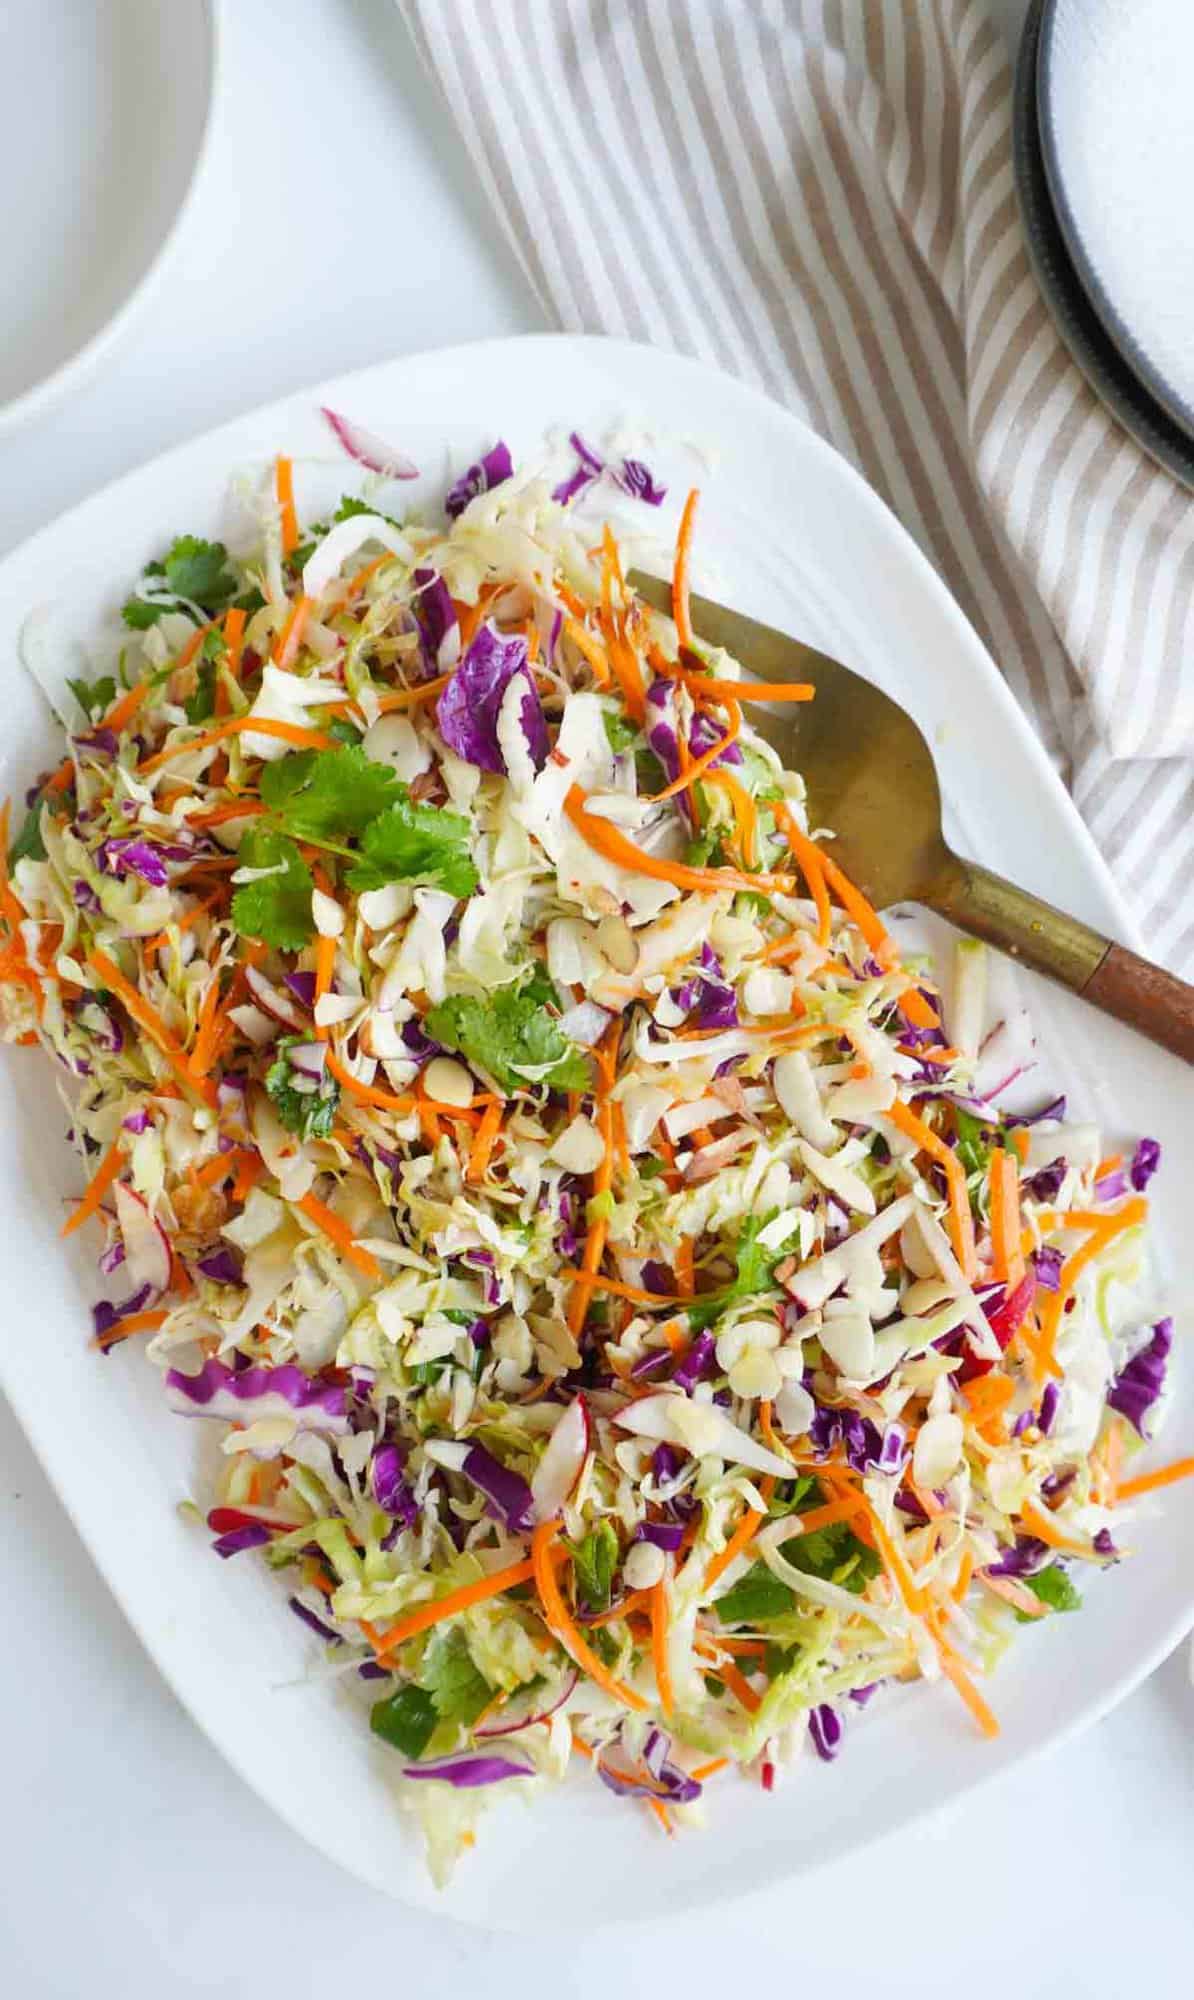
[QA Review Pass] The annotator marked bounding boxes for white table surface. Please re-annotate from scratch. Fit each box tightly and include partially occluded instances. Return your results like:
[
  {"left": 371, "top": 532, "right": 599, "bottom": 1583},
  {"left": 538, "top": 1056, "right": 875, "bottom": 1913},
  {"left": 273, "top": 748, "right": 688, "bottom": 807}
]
[{"left": 2, "top": 3, "right": 1190, "bottom": 1994}]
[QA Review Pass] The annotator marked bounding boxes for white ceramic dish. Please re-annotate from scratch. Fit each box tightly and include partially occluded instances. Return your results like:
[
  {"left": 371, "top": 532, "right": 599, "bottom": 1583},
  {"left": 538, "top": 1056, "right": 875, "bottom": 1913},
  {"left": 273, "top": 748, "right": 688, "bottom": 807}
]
[
  {"left": 0, "top": 335, "right": 1189, "bottom": 1925},
  {"left": 1039, "top": 0, "right": 1194, "bottom": 443},
  {"left": 0, "top": 0, "right": 218, "bottom": 432}
]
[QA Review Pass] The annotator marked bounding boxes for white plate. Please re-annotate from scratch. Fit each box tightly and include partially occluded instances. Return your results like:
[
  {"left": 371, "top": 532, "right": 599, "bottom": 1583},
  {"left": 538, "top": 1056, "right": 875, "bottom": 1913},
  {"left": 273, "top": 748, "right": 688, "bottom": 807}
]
[
  {"left": 0, "top": 0, "right": 218, "bottom": 431},
  {"left": 0, "top": 336, "right": 1189, "bottom": 1925},
  {"left": 1040, "top": 0, "right": 1194, "bottom": 442}
]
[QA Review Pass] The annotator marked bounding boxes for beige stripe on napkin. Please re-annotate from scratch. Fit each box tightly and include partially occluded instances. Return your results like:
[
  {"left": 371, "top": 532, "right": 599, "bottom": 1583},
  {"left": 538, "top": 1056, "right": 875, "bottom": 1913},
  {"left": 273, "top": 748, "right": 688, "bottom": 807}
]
[{"left": 402, "top": 0, "right": 1194, "bottom": 972}]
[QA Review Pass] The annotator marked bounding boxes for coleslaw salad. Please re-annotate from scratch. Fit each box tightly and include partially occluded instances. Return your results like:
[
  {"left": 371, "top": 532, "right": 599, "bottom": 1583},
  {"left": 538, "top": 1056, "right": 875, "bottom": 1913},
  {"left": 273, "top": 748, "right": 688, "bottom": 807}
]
[{"left": 0, "top": 422, "right": 1187, "bottom": 1884}]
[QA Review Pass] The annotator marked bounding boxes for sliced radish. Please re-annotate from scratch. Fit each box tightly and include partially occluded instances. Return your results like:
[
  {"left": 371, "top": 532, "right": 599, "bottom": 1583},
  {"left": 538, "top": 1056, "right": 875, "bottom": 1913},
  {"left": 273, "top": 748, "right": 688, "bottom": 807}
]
[
  {"left": 113, "top": 1183, "right": 171, "bottom": 1293},
  {"left": 476, "top": 1667, "right": 579, "bottom": 1738},
  {"left": 287, "top": 1042, "right": 328, "bottom": 1079},
  {"left": 530, "top": 1397, "right": 591, "bottom": 1523},
  {"left": 245, "top": 966, "right": 308, "bottom": 1031},
  {"left": 320, "top": 407, "right": 419, "bottom": 480}
]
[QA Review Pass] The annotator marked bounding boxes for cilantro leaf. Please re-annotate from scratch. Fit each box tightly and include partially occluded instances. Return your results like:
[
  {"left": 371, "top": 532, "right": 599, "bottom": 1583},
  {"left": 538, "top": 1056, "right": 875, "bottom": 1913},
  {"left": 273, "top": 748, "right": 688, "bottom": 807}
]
[
  {"left": 161, "top": 535, "right": 239, "bottom": 610},
  {"left": 714, "top": 1563, "right": 794, "bottom": 1625},
  {"left": 569, "top": 1521, "right": 619, "bottom": 1613},
  {"left": 1018, "top": 1563, "right": 1082, "bottom": 1620},
  {"left": 954, "top": 1107, "right": 996, "bottom": 1178},
  {"left": 715, "top": 1520, "right": 879, "bottom": 1625},
  {"left": 333, "top": 494, "right": 404, "bottom": 531},
  {"left": 121, "top": 535, "right": 239, "bottom": 628},
  {"left": 185, "top": 660, "right": 217, "bottom": 724},
  {"left": 261, "top": 745, "right": 401, "bottom": 843},
  {"left": 370, "top": 1684, "right": 437, "bottom": 1757},
  {"left": 66, "top": 673, "right": 116, "bottom": 720},
  {"left": 8, "top": 797, "right": 47, "bottom": 866},
  {"left": 347, "top": 795, "right": 478, "bottom": 898},
  {"left": 421, "top": 1628, "right": 493, "bottom": 1726},
  {"left": 734, "top": 1211, "right": 783, "bottom": 1297},
  {"left": 328, "top": 717, "right": 363, "bottom": 746},
  {"left": 230, "top": 828, "right": 315, "bottom": 951},
  {"left": 265, "top": 1036, "right": 341, "bottom": 1140},
  {"left": 425, "top": 988, "right": 590, "bottom": 1094}
]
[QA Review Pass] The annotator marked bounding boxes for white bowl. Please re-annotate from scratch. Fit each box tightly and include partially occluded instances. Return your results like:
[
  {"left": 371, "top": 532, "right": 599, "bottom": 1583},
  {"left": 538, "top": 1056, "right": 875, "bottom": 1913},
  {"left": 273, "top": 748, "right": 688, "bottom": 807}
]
[{"left": 0, "top": 0, "right": 218, "bottom": 433}]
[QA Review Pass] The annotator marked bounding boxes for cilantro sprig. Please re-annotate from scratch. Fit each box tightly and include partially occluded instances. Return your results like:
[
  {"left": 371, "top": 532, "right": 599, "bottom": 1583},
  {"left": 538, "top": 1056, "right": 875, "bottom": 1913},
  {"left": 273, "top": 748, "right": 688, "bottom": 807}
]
[
  {"left": 265, "top": 1036, "right": 341, "bottom": 1141},
  {"left": 425, "top": 987, "right": 591, "bottom": 1094},
  {"left": 121, "top": 535, "right": 241, "bottom": 629}
]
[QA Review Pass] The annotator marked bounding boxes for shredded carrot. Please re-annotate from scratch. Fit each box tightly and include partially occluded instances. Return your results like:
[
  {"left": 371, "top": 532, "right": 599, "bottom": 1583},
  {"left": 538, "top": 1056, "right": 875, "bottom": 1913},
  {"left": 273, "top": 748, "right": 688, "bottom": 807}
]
[
  {"left": 93, "top": 1308, "right": 169, "bottom": 1351},
  {"left": 928, "top": 1615, "right": 1000, "bottom": 1737},
  {"left": 886, "top": 1097, "right": 977, "bottom": 1280},
  {"left": 775, "top": 808, "right": 832, "bottom": 946},
  {"left": 713, "top": 1657, "right": 761, "bottom": 1714},
  {"left": 672, "top": 489, "right": 699, "bottom": 652},
  {"left": 565, "top": 784, "right": 792, "bottom": 898},
  {"left": 231, "top": 1151, "right": 264, "bottom": 1204},
  {"left": 187, "top": 974, "right": 226, "bottom": 1081},
  {"left": 324, "top": 1050, "right": 413, "bottom": 1112},
  {"left": 703, "top": 1478, "right": 776, "bottom": 1591},
  {"left": 139, "top": 712, "right": 334, "bottom": 776},
  {"left": 86, "top": 949, "right": 218, "bottom": 1106},
  {"left": 988, "top": 1147, "right": 1025, "bottom": 1287},
  {"left": 532, "top": 1523, "right": 648, "bottom": 1712},
  {"left": 706, "top": 766, "right": 759, "bottom": 868},
  {"left": 981, "top": 1573, "right": 1046, "bottom": 1618},
  {"left": 61, "top": 1138, "right": 124, "bottom": 1238},
  {"left": 457, "top": 583, "right": 502, "bottom": 652},
  {"left": 366, "top": 674, "right": 452, "bottom": 715},
  {"left": 373, "top": 1556, "right": 537, "bottom": 1656},
  {"left": 296, "top": 1190, "right": 382, "bottom": 1280},
  {"left": 558, "top": 1268, "right": 681, "bottom": 1307},
  {"left": 566, "top": 1021, "right": 621, "bottom": 1338},
  {"left": 312, "top": 933, "right": 336, "bottom": 1039},
  {"left": 756, "top": 1399, "right": 791, "bottom": 1465},
  {"left": 790, "top": 1494, "right": 867, "bottom": 1536},
  {"left": 276, "top": 455, "right": 298, "bottom": 557},
  {"left": 466, "top": 1097, "right": 504, "bottom": 1185},
  {"left": 679, "top": 670, "right": 814, "bottom": 706},
  {"left": 1033, "top": 1196, "right": 1147, "bottom": 1381},
  {"left": 1020, "top": 1498, "right": 1093, "bottom": 1556},
  {"left": 650, "top": 1577, "right": 674, "bottom": 1716},
  {"left": 1115, "top": 1455, "right": 1194, "bottom": 1502},
  {"left": 272, "top": 593, "right": 312, "bottom": 670},
  {"left": 646, "top": 699, "right": 743, "bottom": 803},
  {"left": 689, "top": 1757, "right": 729, "bottom": 1782},
  {"left": 951, "top": 1550, "right": 974, "bottom": 1603}
]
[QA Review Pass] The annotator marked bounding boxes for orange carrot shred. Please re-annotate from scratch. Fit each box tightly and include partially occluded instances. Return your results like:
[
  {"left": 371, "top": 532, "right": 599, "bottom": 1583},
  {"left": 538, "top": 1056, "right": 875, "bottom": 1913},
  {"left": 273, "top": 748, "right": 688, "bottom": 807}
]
[
  {"left": 564, "top": 784, "right": 792, "bottom": 898},
  {"left": 276, "top": 455, "right": 298, "bottom": 556},
  {"left": 650, "top": 1577, "right": 674, "bottom": 1717},
  {"left": 296, "top": 1190, "right": 382, "bottom": 1280},
  {"left": 672, "top": 489, "right": 699, "bottom": 652},
  {"left": 373, "top": 1556, "right": 537, "bottom": 1657},
  {"left": 887, "top": 1098, "right": 977, "bottom": 1280},
  {"left": 61, "top": 1138, "right": 124, "bottom": 1238},
  {"left": 139, "top": 712, "right": 334, "bottom": 776},
  {"left": 1115, "top": 1455, "right": 1194, "bottom": 1502},
  {"left": 86, "top": 949, "right": 218, "bottom": 1107},
  {"left": 466, "top": 1097, "right": 504, "bottom": 1185},
  {"left": 532, "top": 1523, "right": 648, "bottom": 1712}
]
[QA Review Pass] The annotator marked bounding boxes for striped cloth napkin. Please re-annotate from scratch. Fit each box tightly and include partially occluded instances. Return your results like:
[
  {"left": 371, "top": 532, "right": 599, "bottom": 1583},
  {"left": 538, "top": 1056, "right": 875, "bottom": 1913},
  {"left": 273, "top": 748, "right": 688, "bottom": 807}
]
[{"left": 400, "top": 0, "right": 1194, "bottom": 974}]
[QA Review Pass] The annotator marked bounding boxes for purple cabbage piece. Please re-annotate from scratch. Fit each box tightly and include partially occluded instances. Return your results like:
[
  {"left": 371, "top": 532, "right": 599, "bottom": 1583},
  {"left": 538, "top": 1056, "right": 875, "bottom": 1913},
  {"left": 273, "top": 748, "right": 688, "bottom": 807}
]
[
  {"left": 436, "top": 624, "right": 547, "bottom": 776},
  {"left": 630, "top": 1348, "right": 672, "bottom": 1381},
  {"left": 121, "top": 1107, "right": 151, "bottom": 1135},
  {"left": 688, "top": 709, "right": 743, "bottom": 767},
  {"left": 1130, "top": 1137, "right": 1161, "bottom": 1191},
  {"left": 1006, "top": 1094, "right": 1067, "bottom": 1129},
  {"left": 596, "top": 1749, "right": 700, "bottom": 1805},
  {"left": 411, "top": 566, "right": 458, "bottom": 668},
  {"left": 72, "top": 878, "right": 101, "bottom": 913},
  {"left": 74, "top": 727, "right": 119, "bottom": 759},
  {"left": 212, "top": 1522, "right": 272, "bottom": 1559},
  {"left": 672, "top": 1331, "right": 716, "bottom": 1394},
  {"left": 809, "top": 1404, "right": 904, "bottom": 1477},
  {"left": 289, "top": 1596, "right": 342, "bottom": 1643},
  {"left": 197, "top": 1246, "right": 243, "bottom": 1285},
  {"left": 986, "top": 1536, "right": 1049, "bottom": 1577},
  {"left": 91, "top": 1283, "right": 153, "bottom": 1342},
  {"left": 371, "top": 1443, "right": 420, "bottom": 1528},
  {"left": 283, "top": 970, "right": 316, "bottom": 1008},
  {"left": 445, "top": 440, "right": 514, "bottom": 519},
  {"left": 1025, "top": 1158, "right": 1067, "bottom": 1203},
  {"left": 1106, "top": 1316, "right": 1172, "bottom": 1439},
  {"left": 645, "top": 677, "right": 682, "bottom": 786},
  {"left": 692, "top": 946, "right": 738, "bottom": 1031},
  {"left": 1033, "top": 1245, "right": 1064, "bottom": 1292},
  {"left": 461, "top": 1443, "right": 535, "bottom": 1532},
  {"left": 1093, "top": 1528, "right": 1118, "bottom": 1559},
  {"left": 1040, "top": 1468, "right": 1076, "bottom": 1502},
  {"left": 641, "top": 1259, "right": 675, "bottom": 1295},
  {"left": 1011, "top": 1408, "right": 1033, "bottom": 1439},
  {"left": 96, "top": 837, "right": 179, "bottom": 888},
  {"left": 402, "top": 1752, "right": 533, "bottom": 1788},
  {"left": 634, "top": 1520, "right": 685, "bottom": 1552},
  {"left": 652, "top": 1443, "right": 681, "bottom": 1490},
  {"left": 98, "top": 1240, "right": 126, "bottom": 1277},
  {"left": 552, "top": 431, "right": 605, "bottom": 506},
  {"left": 1096, "top": 1165, "right": 1129, "bottom": 1203},
  {"left": 359, "top": 1660, "right": 393, "bottom": 1679},
  {"left": 617, "top": 457, "right": 667, "bottom": 506},
  {"left": 808, "top": 1704, "right": 843, "bottom": 1762},
  {"left": 1038, "top": 1381, "right": 1060, "bottom": 1437},
  {"left": 164, "top": 1357, "right": 350, "bottom": 1434},
  {"left": 401, "top": 1016, "right": 440, "bottom": 1064},
  {"left": 849, "top": 1682, "right": 879, "bottom": 1707}
]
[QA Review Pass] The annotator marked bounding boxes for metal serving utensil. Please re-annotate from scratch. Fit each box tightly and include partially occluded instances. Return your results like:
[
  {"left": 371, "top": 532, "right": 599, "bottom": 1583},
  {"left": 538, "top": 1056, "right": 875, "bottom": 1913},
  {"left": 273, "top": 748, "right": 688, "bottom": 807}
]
[{"left": 629, "top": 571, "right": 1194, "bottom": 1063}]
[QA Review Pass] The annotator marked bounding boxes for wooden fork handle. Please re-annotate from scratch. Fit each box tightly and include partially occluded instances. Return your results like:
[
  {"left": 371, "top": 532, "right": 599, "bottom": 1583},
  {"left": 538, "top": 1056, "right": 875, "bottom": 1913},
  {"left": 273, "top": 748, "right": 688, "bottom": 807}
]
[{"left": 928, "top": 854, "right": 1194, "bottom": 1064}]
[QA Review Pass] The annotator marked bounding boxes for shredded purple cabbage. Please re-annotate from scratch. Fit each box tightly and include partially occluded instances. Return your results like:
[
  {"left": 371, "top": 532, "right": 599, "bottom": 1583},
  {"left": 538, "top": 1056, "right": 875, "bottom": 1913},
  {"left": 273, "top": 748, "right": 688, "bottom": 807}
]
[
  {"left": 552, "top": 432, "right": 667, "bottom": 508},
  {"left": 402, "top": 1752, "right": 533, "bottom": 1788},
  {"left": 1037, "top": 1380, "right": 1060, "bottom": 1436},
  {"left": 411, "top": 566, "right": 458, "bottom": 668},
  {"left": 672, "top": 1331, "right": 716, "bottom": 1393},
  {"left": 688, "top": 709, "right": 743, "bottom": 767},
  {"left": 986, "top": 1535, "right": 1049, "bottom": 1577},
  {"left": 212, "top": 1522, "right": 272, "bottom": 1559},
  {"left": 196, "top": 1246, "right": 243, "bottom": 1285},
  {"left": 634, "top": 1520, "right": 686, "bottom": 1552},
  {"left": 1129, "top": 1137, "right": 1161, "bottom": 1191},
  {"left": 445, "top": 440, "right": 514, "bottom": 519},
  {"left": 165, "top": 1357, "right": 348, "bottom": 1430},
  {"left": 808, "top": 1704, "right": 843, "bottom": 1761},
  {"left": 371, "top": 1442, "right": 420, "bottom": 1527},
  {"left": 461, "top": 1443, "right": 535, "bottom": 1532},
  {"left": 436, "top": 624, "right": 547, "bottom": 775},
  {"left": 289, "top": 1596, "right": 341, "bottom": 1643},
  {"left": 1032, "top": 1245, "right": 1064, "bottom": 1292},
  {"left": 1106, "top": 1316, "right": 1172, "bottom": 1439}
]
